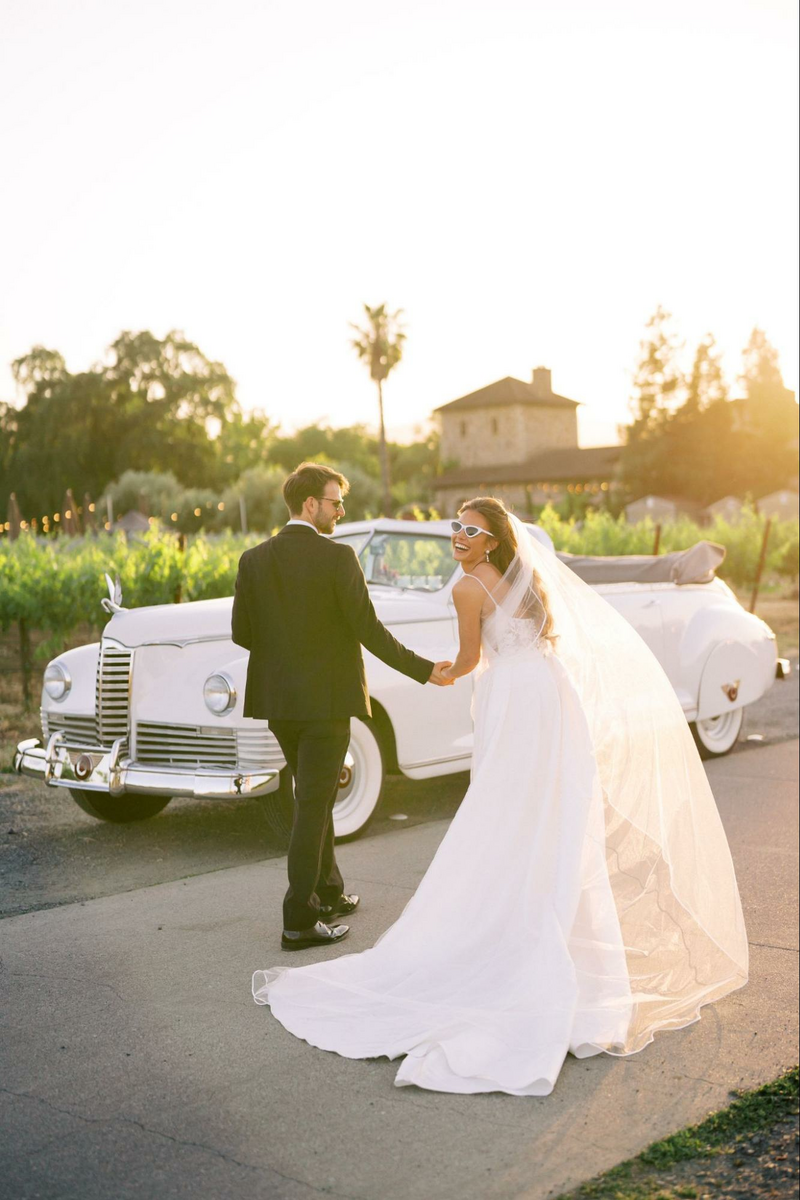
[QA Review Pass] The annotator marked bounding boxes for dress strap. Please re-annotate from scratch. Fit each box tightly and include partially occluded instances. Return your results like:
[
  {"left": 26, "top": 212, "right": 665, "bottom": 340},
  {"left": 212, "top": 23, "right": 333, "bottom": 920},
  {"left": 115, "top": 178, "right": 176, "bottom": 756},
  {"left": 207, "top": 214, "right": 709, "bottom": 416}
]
[{"left": 462, "top": 572, "right": 498, "bottom": 609}]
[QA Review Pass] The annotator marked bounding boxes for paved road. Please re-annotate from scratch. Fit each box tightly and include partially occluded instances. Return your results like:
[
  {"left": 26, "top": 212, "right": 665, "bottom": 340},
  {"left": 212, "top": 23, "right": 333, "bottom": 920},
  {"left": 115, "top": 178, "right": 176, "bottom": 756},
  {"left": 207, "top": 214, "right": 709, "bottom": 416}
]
[
  {"left": 0, "top": 739, "right": 797, "bottom": 1200},
  {"left": 0, "top": 658, "right": 796, "bottom": 920}
]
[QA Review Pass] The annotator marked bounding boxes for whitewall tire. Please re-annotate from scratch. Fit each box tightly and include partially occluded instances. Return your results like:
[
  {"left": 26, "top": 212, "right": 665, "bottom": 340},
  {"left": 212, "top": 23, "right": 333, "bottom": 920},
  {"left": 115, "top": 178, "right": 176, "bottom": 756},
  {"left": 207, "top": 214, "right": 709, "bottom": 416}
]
[
  {"left": 691, "top": 707, "right": 744, "bottom": 759},
  {"left": 333, "top": 718, "right": 385, "bottom": 842},
  {"left": 260, "top": 717, "right": 386, "bottom": 845}
]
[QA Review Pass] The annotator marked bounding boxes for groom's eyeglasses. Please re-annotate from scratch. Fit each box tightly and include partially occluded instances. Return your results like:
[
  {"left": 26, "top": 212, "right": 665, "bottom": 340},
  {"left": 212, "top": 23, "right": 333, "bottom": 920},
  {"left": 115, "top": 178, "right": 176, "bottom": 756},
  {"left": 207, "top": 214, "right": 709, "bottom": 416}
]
[
  {"left": 316, "top": 496, "right": 346, "bottom": 512},
  {"left": 450, "top": 519, "right": 493, "bottom": 538}
]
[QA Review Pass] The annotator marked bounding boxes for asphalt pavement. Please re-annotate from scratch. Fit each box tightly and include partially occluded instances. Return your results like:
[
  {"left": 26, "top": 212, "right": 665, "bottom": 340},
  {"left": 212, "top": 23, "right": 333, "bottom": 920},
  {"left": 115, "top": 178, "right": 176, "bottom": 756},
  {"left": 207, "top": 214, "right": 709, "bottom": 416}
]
[
  {"left": 1, "top": 655, "right": 796, "bottom": 920},
  {"left": 0, "top": 739, "right": 797, "bottom": 1200}
]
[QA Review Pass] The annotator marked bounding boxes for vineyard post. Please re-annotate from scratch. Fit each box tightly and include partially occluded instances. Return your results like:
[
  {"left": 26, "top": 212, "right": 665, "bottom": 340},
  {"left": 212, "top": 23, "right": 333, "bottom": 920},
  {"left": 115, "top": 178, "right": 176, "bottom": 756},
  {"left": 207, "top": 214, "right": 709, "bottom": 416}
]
[
  {"left": 18, "top": 617, "right": 32, "bottom": 711},
  {"left": 8, "top": 492, "right": 22, "bottom": 540},
  {"left": 174, "top": 532, "right": 187, "bottom": 603},
  {"left": 749, "top": 517, "right": 772, "bottom": 613},
  {"left": 652, "top": 523, "right": 662, "bottom": 555}
]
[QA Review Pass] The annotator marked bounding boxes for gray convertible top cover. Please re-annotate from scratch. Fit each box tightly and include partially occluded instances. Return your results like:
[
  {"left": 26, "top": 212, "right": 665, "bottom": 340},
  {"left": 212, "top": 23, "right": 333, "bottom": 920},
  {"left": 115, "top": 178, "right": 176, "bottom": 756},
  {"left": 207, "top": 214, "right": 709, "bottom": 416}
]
[{"left": 557, "top": 540, "right": 726, "bottom": 585}]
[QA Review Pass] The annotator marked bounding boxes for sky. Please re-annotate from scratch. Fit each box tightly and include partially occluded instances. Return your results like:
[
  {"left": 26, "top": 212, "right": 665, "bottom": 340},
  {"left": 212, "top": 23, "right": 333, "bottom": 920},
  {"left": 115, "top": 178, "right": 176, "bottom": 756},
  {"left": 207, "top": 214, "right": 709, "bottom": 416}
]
[{"left": 0, "top": 0, "right": 797, "bottom": 448}]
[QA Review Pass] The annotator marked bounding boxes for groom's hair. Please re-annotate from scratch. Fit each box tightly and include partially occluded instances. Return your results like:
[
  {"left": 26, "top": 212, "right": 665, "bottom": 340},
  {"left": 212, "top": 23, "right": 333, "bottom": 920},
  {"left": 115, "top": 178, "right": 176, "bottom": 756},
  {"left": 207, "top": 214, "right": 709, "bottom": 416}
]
[{"left": 283, "top": 462, "right": 350, "bottom": 516}]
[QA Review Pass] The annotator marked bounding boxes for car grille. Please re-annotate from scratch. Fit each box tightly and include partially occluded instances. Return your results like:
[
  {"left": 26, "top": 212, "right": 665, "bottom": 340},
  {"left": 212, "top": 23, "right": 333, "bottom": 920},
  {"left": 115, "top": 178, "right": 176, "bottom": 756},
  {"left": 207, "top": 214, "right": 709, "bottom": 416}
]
[
  {"left": 96, "top": 643, "right": 133, "bottom": 744},
  {"left": 41, "top": 711, "right": 98, "bottom": 745},
  {"left": 41, "top": 639, "right": 133, "bottom": 748},
  {"left": 135, "top": 722, "right": 284, "bottom": 771}
]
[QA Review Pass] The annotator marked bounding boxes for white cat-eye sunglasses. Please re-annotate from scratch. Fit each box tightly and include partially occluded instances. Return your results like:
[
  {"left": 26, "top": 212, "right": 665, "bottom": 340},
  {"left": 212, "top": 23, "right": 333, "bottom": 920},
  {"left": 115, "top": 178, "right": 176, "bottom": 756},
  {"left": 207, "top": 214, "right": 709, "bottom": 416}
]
[{"left": 450, "top": 519, "right": 493, "bottom": 539}]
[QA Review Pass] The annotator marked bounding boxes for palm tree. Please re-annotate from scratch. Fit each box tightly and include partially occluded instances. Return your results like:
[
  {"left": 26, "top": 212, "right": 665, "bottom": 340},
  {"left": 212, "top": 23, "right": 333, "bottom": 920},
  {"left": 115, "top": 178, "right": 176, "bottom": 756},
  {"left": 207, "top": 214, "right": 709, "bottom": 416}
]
[{"left": 349, "top": 303, "right": 406, "bottom": 515}]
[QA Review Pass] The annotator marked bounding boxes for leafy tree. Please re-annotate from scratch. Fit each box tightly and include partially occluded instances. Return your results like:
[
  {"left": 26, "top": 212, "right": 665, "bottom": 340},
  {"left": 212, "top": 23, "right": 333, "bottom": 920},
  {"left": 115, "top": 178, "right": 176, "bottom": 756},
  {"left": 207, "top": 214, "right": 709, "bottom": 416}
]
[
  {"left": 738, "top": 327, "right": 798, "bottom": 444},
  {"left": 268, "top": 422, "right": 440, "bottom": 516},
  {"left": 102, "top": 470, "right": 183, "bottom": 522},
  {"left": 216, "top": 408, "right": 276, "bottom": 483},
  {"left": 101, "top": 329, "right": 239, "bottom": 486},
  {"left": 269, "top": 423, "right": 380, "bottom": 477},
  {"left": 349, "top": 303, "right": 406, "bottom": 514},
  {"left": 619, "top": 319, "right": 797, "bottom": 505},
  {"left": 219, "top": 464, "right": 287, "bottom": 533},
  {"left": 626, "top": 306, "right": 685, "bottom": 439},
  {"left": 619, "top": 306, "right": 686, "bottom": 496},
  {"left": 682, "top": 334, "right": 728, "bottom": 417},
  {"left": 1, "top": 330, "right": 246, "bottom": 518}
]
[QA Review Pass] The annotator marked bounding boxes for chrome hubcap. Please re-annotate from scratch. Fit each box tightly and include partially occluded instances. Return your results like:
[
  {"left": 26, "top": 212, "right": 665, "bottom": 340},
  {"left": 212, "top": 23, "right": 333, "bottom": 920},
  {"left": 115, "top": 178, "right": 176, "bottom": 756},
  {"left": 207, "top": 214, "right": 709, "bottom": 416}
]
[
  {"left": 338, "top": 754, "right": 354, "bottom": 793},
  {"left": 697, "top": 709, "right": 742, "bottom": 749}
]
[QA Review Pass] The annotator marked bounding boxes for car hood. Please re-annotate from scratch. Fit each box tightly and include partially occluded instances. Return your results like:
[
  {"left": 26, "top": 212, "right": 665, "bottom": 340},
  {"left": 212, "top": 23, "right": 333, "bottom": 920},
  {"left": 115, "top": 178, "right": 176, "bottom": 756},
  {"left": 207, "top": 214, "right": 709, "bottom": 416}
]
[
  {"left": 105, "top": 597, "right": 235, "bottom": 647},
  {"left": 104, "top": 589, "right": 449, "bottom": 648}
]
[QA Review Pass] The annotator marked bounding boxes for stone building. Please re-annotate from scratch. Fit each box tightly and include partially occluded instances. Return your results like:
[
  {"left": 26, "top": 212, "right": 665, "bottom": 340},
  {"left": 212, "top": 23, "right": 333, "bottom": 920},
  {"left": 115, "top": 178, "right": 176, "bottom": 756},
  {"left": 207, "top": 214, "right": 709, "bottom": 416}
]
[
  {"left": 757, "top": 489, "right": 799, "bottom": 521},
  {"left": 705, "top": 496, "right": 745, "bottom": 523},
  {"left": 433, "top": 366, "right": 621, "bottom": 514}
]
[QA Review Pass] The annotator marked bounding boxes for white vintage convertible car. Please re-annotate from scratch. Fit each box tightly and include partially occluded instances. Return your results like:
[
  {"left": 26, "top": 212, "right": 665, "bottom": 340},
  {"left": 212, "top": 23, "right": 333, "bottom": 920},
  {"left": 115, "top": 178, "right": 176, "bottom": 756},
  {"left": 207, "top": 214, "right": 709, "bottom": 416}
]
[{"left": 15, "top": 519, "right": 789, "bottom": 841}]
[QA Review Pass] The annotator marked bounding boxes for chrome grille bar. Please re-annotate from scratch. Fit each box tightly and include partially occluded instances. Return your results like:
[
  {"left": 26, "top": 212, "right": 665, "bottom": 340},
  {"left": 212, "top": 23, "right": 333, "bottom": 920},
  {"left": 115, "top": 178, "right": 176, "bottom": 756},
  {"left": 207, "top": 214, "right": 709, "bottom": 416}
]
[
  {"left": 41, "top": 711, "right": 98, "bottom": 745},
  {"left": 96, "top": 642, "right": 133, "bottom": 745},
  {"left": 136, "top": 722, "right": 238, "bottom": 767},
  {"left": 134, "top": 721, "right": 284, "bottom": 771}
]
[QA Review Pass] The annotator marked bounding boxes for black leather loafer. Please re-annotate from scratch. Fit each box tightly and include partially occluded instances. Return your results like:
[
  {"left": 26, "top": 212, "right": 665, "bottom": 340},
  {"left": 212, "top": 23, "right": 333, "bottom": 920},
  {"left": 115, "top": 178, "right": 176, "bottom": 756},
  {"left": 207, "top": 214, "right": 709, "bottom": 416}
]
[
  {"left": 319, "top": 894, "right": 360, "bottom": 921},
  {"left": 281, "top": 921, "right": 350, "bottom": 951}
]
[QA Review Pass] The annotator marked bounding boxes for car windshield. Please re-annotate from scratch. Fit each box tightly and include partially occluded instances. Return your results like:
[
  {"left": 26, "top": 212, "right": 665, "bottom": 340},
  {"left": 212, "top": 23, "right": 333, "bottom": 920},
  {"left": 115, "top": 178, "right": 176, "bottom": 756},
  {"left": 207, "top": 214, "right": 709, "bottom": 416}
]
[
  {"left": 331, "top": 531, "right": 372, "bottom": 557},
  {"left": 355, "top": 532, "right": 458, "bottom": 592}
]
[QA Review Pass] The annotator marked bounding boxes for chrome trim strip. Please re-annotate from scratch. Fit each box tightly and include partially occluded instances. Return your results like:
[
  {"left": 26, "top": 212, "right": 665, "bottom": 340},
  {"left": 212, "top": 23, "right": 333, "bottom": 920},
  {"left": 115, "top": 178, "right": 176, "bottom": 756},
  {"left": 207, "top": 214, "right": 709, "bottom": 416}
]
[
  {"left": 106, "top": 634, "right": 234, "bottom": 649},
  {"left": 400, "top": 751, "right": 472, "bottom": 770}
]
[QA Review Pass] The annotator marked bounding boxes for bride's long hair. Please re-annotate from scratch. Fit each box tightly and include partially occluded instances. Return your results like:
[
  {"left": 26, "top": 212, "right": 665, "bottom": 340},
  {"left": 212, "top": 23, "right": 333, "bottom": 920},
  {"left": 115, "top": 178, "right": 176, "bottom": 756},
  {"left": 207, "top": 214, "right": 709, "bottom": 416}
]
[{"left": 458, "top": 496, "right": 557, "bottom": 648}]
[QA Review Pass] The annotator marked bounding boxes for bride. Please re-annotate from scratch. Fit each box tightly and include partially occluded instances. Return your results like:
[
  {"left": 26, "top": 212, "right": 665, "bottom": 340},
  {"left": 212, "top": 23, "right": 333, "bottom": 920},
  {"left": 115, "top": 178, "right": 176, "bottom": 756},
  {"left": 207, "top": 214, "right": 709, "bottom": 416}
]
[{"left": 252, "top": 496, "right": 749, "bottom": 1096}]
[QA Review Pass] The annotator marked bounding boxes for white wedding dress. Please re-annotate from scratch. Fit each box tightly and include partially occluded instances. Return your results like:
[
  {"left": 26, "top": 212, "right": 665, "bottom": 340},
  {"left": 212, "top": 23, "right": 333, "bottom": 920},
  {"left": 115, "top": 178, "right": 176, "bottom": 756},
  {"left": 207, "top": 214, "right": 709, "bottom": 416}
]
[{"left": 253, "top": 519, "right": 749, "bottom": 1096}]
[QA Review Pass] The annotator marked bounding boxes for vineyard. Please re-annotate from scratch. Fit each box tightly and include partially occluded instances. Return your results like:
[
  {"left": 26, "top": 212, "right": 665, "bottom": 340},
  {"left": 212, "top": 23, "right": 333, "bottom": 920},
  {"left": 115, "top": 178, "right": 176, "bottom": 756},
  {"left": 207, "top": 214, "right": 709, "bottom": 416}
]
[{"left": 2, "top": 505, "right": 797, "bottom": 655}]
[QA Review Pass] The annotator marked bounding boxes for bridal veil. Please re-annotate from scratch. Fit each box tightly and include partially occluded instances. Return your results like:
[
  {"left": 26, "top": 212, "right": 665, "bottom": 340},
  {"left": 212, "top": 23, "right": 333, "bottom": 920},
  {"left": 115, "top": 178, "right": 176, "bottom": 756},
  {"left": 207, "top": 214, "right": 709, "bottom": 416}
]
[{"left": 504, "top": 513, "right": 748, "bottom": 1054}]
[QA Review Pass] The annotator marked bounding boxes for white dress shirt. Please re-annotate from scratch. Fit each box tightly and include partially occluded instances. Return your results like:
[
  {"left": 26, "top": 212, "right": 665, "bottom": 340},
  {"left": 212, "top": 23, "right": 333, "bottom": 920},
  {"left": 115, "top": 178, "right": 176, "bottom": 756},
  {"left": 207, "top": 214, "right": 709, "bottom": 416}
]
[{"left": 286, "top": 519, "right": 319, "bottom": 533}]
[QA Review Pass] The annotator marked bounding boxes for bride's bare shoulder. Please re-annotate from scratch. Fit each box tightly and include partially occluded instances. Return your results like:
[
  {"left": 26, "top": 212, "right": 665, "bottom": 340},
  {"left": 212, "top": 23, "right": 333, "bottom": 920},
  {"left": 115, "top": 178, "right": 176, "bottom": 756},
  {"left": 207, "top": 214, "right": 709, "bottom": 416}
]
[
  {"left": 453, "top": 563, "right": 502, "bottom": 600},
  {"left": 472, "top": 562, "right": 503, "bottom": 589}
]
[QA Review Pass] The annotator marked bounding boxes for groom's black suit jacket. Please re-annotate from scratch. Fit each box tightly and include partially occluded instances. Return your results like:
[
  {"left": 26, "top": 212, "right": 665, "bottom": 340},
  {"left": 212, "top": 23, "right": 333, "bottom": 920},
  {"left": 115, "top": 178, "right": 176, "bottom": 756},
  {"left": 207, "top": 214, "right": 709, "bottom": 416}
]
[{"left": 231, "top": 523, "right": 435, "bottom": 721}]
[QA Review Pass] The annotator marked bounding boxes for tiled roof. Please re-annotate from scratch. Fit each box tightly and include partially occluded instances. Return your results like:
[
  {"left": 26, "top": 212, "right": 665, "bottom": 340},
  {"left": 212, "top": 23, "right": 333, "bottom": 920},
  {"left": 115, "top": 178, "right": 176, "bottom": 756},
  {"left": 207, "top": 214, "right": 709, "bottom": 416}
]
[
  {"left": 436, "top": 445, "right": 621, "bottom": 487},
  {"left": 435, "top": 376, "right": 580, "bottom": 413}
]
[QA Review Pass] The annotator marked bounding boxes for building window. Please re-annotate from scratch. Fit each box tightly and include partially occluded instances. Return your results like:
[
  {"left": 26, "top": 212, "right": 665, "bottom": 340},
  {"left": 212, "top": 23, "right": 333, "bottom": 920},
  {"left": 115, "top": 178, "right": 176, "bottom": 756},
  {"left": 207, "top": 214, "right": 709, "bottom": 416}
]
[
  {"left": 491, "top": 417, "right": 498, "bottom": 435},
  {"left": 460, "top": 420, "right": 467, "bottom": 437}
]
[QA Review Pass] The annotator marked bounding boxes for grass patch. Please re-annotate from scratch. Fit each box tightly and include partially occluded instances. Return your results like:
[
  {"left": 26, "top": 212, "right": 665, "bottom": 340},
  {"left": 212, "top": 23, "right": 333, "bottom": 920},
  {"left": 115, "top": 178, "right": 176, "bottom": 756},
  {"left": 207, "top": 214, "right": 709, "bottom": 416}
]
[{"left": 555, "top": 1066, "right": 799, "bottom": 1199}]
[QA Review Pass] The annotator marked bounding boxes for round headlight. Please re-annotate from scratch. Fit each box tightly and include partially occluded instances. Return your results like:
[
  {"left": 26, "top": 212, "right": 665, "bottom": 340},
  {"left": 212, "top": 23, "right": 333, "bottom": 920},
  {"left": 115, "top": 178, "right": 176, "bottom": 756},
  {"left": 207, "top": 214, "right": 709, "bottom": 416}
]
[
  {"left": 203, "top": 672, "right": 236, "bottom": 715},
  {"left": 43, "top": 661, "right": 71, "bottom": 702}
]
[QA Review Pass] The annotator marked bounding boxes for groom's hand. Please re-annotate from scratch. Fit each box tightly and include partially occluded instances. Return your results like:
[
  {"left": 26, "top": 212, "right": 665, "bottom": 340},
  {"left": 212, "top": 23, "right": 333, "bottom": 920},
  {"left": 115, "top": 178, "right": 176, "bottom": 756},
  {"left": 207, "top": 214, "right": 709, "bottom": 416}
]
[{"left": 429, "top": 661, "right": 455, "bottom": 686}]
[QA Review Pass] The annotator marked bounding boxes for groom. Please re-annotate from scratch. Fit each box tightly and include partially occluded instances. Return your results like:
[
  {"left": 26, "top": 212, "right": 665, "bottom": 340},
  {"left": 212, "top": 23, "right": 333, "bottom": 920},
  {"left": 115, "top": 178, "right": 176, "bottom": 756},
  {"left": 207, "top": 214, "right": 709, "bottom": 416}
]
[{"left": 232, "top": 462, "right": 453, "bottom": 951}]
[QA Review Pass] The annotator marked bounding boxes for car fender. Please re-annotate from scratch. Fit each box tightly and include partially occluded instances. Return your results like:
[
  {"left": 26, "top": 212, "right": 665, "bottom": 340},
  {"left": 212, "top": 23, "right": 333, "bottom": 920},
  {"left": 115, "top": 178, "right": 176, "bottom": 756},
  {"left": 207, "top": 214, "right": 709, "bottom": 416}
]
[
  {"left": 683, "top": 606, "right": 777, "bottom": 719},
  {"left": 40, "top": 642, "right": 100, "bottom": 718}
]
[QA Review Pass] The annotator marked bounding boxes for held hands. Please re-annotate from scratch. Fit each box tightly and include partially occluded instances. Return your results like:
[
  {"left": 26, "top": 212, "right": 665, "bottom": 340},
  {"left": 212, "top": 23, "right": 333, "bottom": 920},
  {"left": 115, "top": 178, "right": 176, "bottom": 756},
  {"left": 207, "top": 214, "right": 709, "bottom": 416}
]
[{"left": 429, "top": 661, "right": 455, "bottom": 687}]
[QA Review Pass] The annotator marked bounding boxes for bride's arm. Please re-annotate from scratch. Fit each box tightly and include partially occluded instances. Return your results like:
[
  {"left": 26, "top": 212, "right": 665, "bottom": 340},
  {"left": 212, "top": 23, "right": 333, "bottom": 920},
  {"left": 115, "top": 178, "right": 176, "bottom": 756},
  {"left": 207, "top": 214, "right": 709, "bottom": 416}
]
[{"left": 441, "top": 577, "right": 485, "bottom": 680}]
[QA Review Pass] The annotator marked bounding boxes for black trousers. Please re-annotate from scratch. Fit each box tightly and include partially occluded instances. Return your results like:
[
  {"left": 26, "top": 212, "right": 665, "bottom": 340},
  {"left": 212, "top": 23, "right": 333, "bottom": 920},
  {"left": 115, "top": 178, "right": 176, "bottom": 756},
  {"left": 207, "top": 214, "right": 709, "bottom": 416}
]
[{"left": 269, "top": 718, "right": 351, "bottom": 932}]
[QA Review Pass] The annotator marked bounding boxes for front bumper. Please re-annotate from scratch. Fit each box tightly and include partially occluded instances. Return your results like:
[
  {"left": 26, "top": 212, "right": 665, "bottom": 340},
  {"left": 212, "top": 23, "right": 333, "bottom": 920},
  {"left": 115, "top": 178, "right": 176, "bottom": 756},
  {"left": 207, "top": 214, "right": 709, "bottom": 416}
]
[{"left": 14, "top": 734, "right": 281, "bottom": 800}]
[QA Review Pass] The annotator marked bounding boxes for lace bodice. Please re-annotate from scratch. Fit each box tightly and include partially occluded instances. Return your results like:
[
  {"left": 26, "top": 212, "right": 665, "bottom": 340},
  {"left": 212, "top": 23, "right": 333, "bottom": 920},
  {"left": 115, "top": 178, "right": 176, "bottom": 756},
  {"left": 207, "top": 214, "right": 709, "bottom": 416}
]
[
  {"left": 481, "top": 606, "right": 546, "bottom": 659},
  {"left": 462, "top": 572, "right": 548, "bottom": 661}
]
